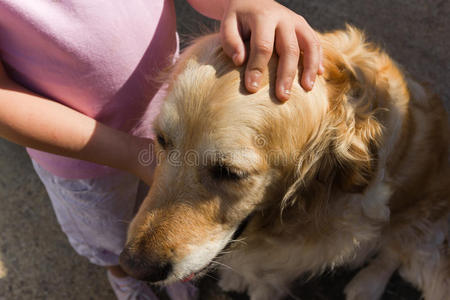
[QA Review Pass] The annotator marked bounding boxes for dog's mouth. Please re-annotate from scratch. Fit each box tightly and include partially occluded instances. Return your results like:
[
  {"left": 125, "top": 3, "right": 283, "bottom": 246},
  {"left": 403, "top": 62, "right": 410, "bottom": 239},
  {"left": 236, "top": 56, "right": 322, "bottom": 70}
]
[
  {"left": 181, "top": 213, "right": 254, "bottom": 282},
  {"left": 181, "top": 263, "right": 211, "bottom": 282}
]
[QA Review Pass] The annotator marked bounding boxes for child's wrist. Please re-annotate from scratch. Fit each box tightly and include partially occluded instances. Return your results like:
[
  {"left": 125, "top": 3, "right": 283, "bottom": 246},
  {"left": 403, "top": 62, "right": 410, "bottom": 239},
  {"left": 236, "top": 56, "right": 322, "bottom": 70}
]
[{"left": 127, "top": 136, "right": 155, "bottom": 184}]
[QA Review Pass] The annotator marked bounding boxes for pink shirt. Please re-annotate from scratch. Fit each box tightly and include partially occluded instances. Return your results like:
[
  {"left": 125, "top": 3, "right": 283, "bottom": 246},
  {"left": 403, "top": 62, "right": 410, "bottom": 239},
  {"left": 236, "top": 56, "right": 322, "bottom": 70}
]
[{"left": 0, "top": 0, "right": 178, "bottom": 178}]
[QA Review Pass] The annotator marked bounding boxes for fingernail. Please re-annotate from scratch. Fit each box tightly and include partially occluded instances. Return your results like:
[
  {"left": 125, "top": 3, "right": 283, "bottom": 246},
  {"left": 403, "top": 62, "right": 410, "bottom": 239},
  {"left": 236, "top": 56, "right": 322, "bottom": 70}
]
[
  {"left": 304, "top": 76, "right": 314, "bottom": 91},
  {"left": 247, "top": 71, "right": 262, "bottom": 91},
  {"left": 281, "top": 89, "right": 291, "bottom": 101},
  {"left": 281, "top": 81, "right": 292, "bottom": 98},
  {"left": 232, "top": 53, "right": 240, "bottom": 65},
  {"left": 309, "top": 78, "right": 315, "bottom": 90},
  {"left": 319, "top": 63, "right": 325, "bottom": 74}
]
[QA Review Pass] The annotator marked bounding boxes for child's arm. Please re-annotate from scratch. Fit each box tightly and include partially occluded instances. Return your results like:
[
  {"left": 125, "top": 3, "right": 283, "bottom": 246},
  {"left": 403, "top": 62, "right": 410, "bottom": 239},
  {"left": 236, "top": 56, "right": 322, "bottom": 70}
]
[
  {"left": 0, "top": 62, "right": 154, "bottom": 184},
  {"left": 187, "top": 0, "right": 323, "bottom": 101}
]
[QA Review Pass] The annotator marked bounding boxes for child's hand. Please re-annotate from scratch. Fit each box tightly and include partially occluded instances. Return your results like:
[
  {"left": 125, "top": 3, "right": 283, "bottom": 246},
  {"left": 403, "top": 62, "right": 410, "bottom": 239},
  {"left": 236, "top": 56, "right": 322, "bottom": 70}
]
[{"left": 220, "top": 0, "right": 323, "bottom": 101}]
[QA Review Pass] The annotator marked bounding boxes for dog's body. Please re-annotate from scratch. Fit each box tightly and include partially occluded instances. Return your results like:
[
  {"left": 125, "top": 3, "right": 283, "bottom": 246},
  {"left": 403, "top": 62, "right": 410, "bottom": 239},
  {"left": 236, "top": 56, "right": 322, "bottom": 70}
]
[{"left": 120, "top": 27, "right": 450, "bottom": 300}]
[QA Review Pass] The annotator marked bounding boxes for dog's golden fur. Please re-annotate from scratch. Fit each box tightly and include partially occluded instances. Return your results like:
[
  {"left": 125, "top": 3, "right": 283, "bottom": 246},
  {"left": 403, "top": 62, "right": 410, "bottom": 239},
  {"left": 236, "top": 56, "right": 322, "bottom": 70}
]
[{"left": 123, "top": 26, "right": 450, "bottom": 300}]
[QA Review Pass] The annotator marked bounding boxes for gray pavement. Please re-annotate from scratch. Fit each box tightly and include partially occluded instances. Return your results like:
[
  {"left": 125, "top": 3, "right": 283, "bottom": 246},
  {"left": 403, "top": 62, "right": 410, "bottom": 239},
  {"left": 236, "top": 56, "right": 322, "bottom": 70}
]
[{"left": 0, "top": 1, "right": 448, "bottom": 299}]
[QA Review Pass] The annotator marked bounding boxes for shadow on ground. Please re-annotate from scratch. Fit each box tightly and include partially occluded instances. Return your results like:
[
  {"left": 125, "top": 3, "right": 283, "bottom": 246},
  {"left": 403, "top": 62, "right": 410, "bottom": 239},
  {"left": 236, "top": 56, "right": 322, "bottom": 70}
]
[{"left": 0, "top": 1, "right": 448, "bottom": 299}]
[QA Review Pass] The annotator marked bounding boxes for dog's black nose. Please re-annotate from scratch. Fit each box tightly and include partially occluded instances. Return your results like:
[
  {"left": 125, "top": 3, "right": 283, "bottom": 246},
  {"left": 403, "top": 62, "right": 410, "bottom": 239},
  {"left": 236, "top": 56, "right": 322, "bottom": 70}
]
[{"left": 119, "top": 247, "right": 172, "bottom": 282}]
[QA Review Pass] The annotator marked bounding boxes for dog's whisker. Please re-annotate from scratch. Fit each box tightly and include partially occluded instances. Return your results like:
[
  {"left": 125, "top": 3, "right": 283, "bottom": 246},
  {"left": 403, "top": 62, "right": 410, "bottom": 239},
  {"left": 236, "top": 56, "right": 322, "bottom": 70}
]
[
  {"left": 229, "top": 238, "right": 248, "bottom": 246},
  {"left": 230, "top": 237, "right": 247, "bottom": 243},
  {"left": 211, "top": 260, "right": 234, "bottom": 271},
  {"left": 203, "top": 272, "right": 219, "bottom": 281}
]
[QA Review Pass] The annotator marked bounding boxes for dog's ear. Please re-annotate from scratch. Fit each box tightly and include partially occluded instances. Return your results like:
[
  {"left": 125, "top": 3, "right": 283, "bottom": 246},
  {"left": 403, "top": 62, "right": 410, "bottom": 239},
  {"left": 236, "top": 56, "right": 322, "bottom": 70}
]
[
  {"left": 319, "top": 26, "right": 384, "bottom": 193},
  {"left": 282, "top": 105, "right": 382, "bottom": 219},
  {"left": 317, "top": 120, "right": 381, "bottom": 194},
  {"left": 282, "top": 27, "right": 384, "bottom": 216}
]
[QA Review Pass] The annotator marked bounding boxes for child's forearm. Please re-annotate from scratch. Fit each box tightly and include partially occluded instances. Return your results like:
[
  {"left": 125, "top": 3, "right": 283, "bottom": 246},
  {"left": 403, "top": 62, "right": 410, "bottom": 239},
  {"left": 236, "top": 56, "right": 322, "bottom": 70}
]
[
  {"left": 0, "top": 66, "right": 152, "bottom": 181},
  {"left": 186, "top": 0, "right": 229, "bottom": 20}
]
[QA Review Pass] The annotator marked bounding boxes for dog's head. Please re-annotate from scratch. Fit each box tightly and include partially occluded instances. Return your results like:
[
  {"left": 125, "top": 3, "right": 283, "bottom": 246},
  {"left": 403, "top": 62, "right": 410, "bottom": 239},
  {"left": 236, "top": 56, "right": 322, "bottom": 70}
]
[{"left": 120, "top": 27, "right": 388, "bottom": 283}]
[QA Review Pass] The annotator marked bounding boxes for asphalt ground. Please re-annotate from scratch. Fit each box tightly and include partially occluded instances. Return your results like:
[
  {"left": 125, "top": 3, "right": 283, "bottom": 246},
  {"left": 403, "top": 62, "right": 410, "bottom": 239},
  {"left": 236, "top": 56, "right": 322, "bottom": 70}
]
[{"left": 1, "top": 1, "right": 448, "bottom": 299}]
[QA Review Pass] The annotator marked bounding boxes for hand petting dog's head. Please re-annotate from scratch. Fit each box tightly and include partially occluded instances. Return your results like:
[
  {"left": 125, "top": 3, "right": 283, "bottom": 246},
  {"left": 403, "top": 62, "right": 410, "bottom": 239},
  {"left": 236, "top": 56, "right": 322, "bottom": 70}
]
[{"left": 120, "top": 29, "right": 384, "bottom": 283}]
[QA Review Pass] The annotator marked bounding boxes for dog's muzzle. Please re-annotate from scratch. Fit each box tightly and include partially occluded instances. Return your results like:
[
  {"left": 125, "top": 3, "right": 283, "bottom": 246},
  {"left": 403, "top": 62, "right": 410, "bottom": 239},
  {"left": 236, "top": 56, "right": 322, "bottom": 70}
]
[
  {"left": 181, "top": 212, "right": 255, "bottom": 282},
  {"left": 120, "top": 213, "right": 255, "bottom": 283},
  {"left": 119, "top": 247, "right": 172, "bottom": 282}
]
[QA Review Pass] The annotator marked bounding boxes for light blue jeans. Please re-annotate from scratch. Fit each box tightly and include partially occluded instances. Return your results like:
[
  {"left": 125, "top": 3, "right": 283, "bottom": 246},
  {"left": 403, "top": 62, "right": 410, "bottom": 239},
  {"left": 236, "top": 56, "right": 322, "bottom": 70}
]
[{"left": 32, "top": 160, "right": 148, "bottom": 266}]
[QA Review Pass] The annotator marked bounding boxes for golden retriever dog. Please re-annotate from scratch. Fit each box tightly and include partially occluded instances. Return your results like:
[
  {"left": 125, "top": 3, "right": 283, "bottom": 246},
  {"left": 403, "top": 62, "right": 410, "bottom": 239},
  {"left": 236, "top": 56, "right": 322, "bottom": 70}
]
[{"left": 119, "top": 26, "right": 450, "bottom": 300}]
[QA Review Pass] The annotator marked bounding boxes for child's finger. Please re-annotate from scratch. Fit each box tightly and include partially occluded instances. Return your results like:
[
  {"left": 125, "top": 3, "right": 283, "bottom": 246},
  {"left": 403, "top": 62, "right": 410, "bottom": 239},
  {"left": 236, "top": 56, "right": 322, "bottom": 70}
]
[
  {"left": 275, "top": 23, "right": 300, "bottom": 102},
  {"left": 220, "top": 15, "right": 245, "bottom": 66},
  {"left": 318, "top": 45, "right": 324, "bottom": 75},
  {"left": 295, "top": 17, "right": 321, "bottom": 91},
  {"left": 245, "top": 19, "right": 276, "bottom": 93}
]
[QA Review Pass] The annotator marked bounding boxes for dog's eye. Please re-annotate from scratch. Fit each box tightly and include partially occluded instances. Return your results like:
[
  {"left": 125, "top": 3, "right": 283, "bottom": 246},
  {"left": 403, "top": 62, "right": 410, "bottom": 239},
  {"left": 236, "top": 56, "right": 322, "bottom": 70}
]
[
  {"left": 210, "top": 165, "right": 248, "bottom": 181},
  {"left": 156, "top": 134, "right": 167, "bottom": 149}
]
